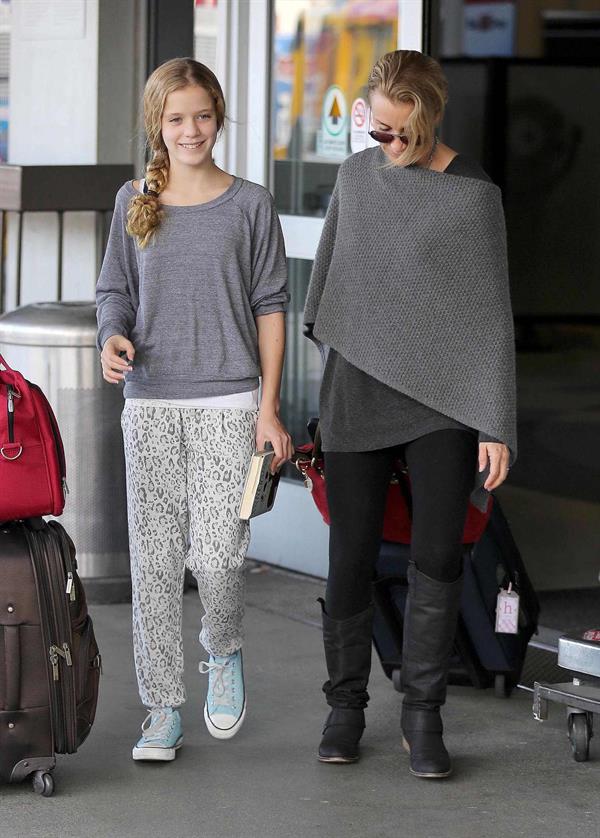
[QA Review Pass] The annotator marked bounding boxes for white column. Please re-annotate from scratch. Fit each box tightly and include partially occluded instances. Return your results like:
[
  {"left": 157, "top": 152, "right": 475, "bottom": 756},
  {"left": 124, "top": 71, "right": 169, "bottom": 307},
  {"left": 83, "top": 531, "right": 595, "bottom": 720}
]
[
  {"left": 398, "top": 0, "right": 424, "bottom": 50},
  {"left": 214, "top": 0, "right": 271, "bottom": 187},
  {"left": 245, "top": 0, "right": 271, "bottom": 186}
]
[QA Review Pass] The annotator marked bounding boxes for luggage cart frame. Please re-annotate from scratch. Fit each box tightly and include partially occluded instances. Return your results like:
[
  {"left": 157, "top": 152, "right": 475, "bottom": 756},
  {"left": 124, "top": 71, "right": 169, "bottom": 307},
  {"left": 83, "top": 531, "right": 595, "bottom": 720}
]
[{"left": 532, "top": 634, "right": 600, "bottom": 762}]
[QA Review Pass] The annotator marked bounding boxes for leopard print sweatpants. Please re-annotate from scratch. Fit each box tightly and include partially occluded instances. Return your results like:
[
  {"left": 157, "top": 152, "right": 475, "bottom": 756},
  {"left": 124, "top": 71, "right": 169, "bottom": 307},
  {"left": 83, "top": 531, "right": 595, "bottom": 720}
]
[{"left": 121, "top": 400, "right": 257, "bottom": 709}]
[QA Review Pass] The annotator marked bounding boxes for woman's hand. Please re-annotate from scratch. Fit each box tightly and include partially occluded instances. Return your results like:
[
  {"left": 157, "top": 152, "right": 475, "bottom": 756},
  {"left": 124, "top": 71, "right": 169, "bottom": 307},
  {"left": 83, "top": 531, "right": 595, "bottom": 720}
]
[
  {"left": 478, "top": 442, "right": 510, "bottom": 491},
  {"left": 100, "top": 335, "right": 135, "bottom": 384},
  {"left": 256, "top": 408, "right": 294, "bottom": 473}
]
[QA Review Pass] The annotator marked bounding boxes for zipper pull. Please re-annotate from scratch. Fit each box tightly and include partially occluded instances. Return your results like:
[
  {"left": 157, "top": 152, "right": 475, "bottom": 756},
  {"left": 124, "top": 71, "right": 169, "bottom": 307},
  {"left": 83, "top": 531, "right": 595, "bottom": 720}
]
[
  {"left": 7, "top": 386, "right": 14, "bottom": 413},
  {"left": 66, "top": 571, "right": 76, "bottom": 601},
  {"left": 62, "top": 643, "right": 73, "bottom": 667},
  {"left": 49, "top": 647, "right": 60, "bottom": 681}
]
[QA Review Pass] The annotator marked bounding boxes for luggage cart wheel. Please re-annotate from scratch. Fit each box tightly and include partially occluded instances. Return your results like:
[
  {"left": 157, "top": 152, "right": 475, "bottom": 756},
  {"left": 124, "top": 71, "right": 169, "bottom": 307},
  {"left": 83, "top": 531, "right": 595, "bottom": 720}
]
[
  {"left": 568, "top": 713, "right": 591, "bottom": 763},
  {"left": 32, "top": 770, "right": 54, "bottom": 797},
  {"left": 392, "top": 668, "right": 403, "bottom": 693},
  {"left": 494, "top": 673, "right": 512, "bottom": 698}
]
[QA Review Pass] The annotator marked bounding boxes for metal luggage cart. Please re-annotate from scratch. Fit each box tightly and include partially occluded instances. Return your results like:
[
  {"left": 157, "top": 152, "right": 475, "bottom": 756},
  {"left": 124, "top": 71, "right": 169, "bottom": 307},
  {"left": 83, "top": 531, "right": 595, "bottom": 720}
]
[{"left": 533, "top": 633, "right": 600, "bottom": 762}]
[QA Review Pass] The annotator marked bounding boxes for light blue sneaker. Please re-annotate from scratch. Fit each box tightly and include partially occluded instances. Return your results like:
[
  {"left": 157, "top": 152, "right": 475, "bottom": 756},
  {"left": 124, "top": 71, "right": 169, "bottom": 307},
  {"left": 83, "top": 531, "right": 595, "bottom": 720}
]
[
  {"left": 132, "top": 707, "right": 183, "bottom": 761},
  {"left": 199, "top": 650, "right": 246, "bottom": 739}
]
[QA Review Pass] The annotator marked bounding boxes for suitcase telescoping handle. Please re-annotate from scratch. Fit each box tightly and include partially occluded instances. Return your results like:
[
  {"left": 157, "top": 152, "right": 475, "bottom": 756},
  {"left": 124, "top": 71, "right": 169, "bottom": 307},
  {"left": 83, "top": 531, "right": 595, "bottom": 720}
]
[{"left": 3, "top": 626, "right": 21, "bottom": 710}]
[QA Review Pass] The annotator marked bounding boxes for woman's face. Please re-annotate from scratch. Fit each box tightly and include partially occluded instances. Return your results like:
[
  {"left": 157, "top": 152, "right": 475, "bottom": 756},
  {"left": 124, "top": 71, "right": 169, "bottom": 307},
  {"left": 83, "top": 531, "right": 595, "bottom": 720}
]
[
  {"left": 161, "top": 84, "right": 219, "bottom": 167},
  {"left": 369, "top": 90, "right": 416, "bottom": 163}
]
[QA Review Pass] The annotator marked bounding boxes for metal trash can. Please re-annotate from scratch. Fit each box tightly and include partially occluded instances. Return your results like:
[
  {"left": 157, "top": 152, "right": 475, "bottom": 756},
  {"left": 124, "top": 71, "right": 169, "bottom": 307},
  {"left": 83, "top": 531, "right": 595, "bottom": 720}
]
[{"left": 0, "top": 302, "right": 130, "bottom": 603}]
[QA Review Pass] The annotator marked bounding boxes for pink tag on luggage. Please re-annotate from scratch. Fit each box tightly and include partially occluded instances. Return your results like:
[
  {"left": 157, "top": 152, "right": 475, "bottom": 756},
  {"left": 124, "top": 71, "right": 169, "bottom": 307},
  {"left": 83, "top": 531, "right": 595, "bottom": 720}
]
[{"left": 495, "top": 583, "right": 519, "bottom": 634}]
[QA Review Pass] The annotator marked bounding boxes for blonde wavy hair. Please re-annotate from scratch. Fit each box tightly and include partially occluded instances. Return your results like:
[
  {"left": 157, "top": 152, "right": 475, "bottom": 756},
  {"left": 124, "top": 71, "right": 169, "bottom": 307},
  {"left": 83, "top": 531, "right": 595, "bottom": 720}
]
[
  {"left": 127, "top": 58, "right": 227, "bottom": 248},
  {"left": 367, "top": 50, "right": 448, "bottom": 168}
]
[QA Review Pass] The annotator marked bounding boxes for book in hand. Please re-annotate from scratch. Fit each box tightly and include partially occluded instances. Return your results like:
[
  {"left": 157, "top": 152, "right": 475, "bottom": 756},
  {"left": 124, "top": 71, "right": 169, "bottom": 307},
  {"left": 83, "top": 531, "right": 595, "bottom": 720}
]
[{"left": 238, "top": 442, "right": 281, "bottom": 521}]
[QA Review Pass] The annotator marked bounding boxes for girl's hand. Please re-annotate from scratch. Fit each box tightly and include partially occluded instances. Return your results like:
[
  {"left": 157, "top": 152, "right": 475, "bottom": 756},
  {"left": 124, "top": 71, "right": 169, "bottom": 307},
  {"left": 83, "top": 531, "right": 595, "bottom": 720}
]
[
  {"left": 100, "top": 335, "right": 136, "bottom": 384},
  {"left": 256, "top": 409, "right": 294, "bottom": 473},
  {"left": 478, "top": 442, "right": 510, "bottom": 491}
]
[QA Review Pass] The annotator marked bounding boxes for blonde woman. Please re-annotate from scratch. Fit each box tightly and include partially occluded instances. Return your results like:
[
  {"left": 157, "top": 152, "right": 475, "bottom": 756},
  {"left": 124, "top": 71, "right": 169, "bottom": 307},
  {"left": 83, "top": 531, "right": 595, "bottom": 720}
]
[
  {"left": 304, "top": 50, "right": 516, "bottom": 777},
  {"left": 96, "top": 58, "right": 292, "bottom": 761}
]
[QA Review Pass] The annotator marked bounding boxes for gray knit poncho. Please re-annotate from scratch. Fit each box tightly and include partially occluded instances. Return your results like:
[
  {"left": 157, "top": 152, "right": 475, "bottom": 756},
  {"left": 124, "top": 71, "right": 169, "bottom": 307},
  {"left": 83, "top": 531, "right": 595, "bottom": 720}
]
[{"left": 304, "top": 146, "right": 517, "bottom": 501}]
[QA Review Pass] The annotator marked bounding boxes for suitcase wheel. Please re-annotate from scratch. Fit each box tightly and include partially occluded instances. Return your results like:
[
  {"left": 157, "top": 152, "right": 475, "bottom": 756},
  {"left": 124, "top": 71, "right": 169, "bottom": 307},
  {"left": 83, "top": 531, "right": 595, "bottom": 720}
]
[
  {"left": 392, "top": 668, "right": 403, "bottom": 693},
  {"left": 568, "top": 712, "right": 593, "bottom": 763},
  {"left": 32, "top": 770, "right": 55, "bottom": 797},
  {"left": 494, "top": 673, "right": 514, "bottom": 699}
]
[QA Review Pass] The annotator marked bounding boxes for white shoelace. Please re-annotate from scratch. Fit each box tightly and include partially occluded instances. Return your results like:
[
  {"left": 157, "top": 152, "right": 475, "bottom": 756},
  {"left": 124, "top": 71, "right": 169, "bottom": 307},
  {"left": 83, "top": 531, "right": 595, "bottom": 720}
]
[
  {"left": 141, "top": 708, "right": 172, "bottom": 741},
  {"left": 199, "top": 659, "right": 234, "bottom": 706}
]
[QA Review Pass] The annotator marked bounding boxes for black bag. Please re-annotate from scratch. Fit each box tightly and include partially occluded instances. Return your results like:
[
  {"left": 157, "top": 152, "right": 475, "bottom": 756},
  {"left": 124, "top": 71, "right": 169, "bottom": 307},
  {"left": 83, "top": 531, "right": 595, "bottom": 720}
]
[
  {"left": 0, "top": 518, "right": 101, "bottom": 796},
  {"left": 372, "top": 498, "right": 540, "bottom": 697}
]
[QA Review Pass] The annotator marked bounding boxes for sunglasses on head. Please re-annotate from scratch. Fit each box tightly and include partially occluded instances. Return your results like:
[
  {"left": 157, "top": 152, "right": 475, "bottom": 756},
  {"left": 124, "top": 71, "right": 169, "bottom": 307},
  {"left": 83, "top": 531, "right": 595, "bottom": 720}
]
[{"left": 368, "top": 128, "right": 410, "bottom": 145}]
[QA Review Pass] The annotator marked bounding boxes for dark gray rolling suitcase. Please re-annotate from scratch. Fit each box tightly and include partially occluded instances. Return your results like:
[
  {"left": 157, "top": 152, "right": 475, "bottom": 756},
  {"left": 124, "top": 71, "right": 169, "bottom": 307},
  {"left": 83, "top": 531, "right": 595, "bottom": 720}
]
[
  {"left": 0, "top": 518, "right": 101, "bottom": 796},
  {"left": 372, "top": 498, "right": 540, "bottom": 697}
]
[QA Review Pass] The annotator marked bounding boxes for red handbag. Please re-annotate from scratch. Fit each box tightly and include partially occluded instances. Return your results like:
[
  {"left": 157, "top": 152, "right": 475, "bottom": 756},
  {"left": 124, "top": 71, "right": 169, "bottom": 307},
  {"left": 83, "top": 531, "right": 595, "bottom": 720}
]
[
  {"left": 0, "top": 353, "right": 67, "bottom": 521},
  {"left": 293, "top": 426, "right": 492, "bottom": 545}
]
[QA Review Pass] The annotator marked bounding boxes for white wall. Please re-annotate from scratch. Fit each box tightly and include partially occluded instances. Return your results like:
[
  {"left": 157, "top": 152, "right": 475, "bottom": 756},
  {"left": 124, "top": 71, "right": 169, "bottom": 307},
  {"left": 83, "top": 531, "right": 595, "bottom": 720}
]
[
  {"left": 249, "top": 480, "right": 330, "bottom": 578},
  {"left": 9, "top": 0, "right": 99, "bottom": 165},
  {"left": 5, "top": 0, "right": 138, "bottom": 311}
]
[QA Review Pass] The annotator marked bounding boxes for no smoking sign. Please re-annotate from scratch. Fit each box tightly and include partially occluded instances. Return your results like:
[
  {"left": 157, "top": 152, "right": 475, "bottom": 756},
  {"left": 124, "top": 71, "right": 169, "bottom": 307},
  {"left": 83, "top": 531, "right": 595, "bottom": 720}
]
[
  {"left": 351, "top": 97, "right": 372, "bottom": 153},
  {"left": 352, "top": 99, "right": 366, "bottom": 128}
]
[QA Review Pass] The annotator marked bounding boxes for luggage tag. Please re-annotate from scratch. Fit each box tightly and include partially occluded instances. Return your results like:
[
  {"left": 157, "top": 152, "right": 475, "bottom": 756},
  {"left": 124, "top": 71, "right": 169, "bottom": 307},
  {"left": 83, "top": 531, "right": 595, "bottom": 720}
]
[{"left": 495, "top": 582, "right": 519, "bottom": 634}]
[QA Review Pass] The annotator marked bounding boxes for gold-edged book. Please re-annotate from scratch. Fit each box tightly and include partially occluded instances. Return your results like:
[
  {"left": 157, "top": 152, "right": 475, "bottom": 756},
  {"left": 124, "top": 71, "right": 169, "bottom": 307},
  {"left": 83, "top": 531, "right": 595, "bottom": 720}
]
[{"left": 238, "top": 444, "right": 281, "bottom": 521}]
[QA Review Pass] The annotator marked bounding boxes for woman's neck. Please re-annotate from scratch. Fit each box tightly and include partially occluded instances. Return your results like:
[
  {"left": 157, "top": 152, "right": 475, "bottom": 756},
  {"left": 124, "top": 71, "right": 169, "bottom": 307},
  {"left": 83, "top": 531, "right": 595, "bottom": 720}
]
[
  {"left": 160, "top": 161, "right": 234, "bottom": 206},
  {"left": 418, "top": 140, "right": 458, "bottom": 173}
]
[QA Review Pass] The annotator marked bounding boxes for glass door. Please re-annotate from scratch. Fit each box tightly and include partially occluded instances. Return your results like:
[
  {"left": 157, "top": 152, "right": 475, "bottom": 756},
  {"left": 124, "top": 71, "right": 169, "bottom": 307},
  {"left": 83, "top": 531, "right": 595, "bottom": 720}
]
[{"left": 270, "top": 0, "right": 424, "bottom": 449}]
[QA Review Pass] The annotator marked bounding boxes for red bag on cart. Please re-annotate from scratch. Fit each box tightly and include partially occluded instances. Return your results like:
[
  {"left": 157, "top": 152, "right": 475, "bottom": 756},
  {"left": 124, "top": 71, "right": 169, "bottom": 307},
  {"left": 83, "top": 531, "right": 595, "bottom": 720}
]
[{"left": 0, "top": 353, "right": 67, "bottom": 521}]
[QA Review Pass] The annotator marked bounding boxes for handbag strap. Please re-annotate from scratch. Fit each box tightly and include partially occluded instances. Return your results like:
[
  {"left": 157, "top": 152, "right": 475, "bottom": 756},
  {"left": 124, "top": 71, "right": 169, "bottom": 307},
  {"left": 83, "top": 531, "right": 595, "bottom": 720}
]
[
  {"left": 0, "top": 354, "right": 12, "bottom": 372},
  {"left": 311, "top": 422, "right": 323, "bottom": 465}
]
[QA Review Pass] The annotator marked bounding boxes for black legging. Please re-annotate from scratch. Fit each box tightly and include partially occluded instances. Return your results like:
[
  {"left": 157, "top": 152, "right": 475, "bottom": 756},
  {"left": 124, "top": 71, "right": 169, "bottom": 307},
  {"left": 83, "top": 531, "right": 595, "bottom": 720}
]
[{"left": 324, "top": 429, "right": 478, "bottom": 620}]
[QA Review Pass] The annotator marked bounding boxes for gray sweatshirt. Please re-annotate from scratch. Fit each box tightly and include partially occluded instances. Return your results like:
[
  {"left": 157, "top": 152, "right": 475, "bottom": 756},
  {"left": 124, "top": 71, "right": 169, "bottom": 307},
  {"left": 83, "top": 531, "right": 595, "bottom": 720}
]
[{"left": 96, "top": 177, "right": 289, "bottom": 399}]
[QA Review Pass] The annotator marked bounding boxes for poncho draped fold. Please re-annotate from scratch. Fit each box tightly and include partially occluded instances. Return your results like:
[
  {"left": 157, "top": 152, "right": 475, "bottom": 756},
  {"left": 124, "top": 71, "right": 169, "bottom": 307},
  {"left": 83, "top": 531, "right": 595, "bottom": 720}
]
[{"left": 303, "top": 147, "right": 517, "bottom": 510}]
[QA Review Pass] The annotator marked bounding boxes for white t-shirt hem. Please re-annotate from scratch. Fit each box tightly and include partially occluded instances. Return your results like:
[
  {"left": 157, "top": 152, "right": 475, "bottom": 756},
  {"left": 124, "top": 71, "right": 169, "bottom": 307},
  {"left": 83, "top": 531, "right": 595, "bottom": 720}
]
[{"left": 127, "top": 388, "right": 259, "bottom": 410}]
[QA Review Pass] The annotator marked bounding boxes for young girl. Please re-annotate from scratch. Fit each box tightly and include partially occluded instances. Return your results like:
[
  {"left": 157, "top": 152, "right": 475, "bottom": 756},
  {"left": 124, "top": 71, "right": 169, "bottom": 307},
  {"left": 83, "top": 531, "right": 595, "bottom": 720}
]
[{"left": 96, "top": 58, "right": 292, "bottom": 761}]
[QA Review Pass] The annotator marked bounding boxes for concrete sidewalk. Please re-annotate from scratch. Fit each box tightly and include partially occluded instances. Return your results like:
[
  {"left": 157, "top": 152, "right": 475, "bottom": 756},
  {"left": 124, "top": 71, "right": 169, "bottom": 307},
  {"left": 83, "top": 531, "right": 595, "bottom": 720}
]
[{"left": 1, "top": 565, "right": 599, "bottom": 838}]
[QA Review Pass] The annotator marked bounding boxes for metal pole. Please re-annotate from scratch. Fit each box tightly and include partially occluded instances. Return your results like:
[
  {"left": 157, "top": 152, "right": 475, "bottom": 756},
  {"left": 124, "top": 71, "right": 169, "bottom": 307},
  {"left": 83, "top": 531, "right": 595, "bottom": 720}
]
[
  {"left": 15, "top": 212, "right": 23, "bottom": 309},
  {"left": 56, "top": 210, "right": 64, "bottom": 302},
  {"left": 0, "top": 210, "right": 6, "bottom": 315},
  {"left": 95, "top": 209, "right": 110, "bottom": 279}
]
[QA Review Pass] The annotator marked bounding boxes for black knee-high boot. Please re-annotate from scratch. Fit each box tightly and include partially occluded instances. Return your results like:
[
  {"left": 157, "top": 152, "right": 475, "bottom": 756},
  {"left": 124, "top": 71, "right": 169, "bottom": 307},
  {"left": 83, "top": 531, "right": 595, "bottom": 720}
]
[
  {"left": 400, "top": 562, "right": 463, "bottom": 778},
  {"left": 318, "top": 598, "right": 373, "bottom": 764}
]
